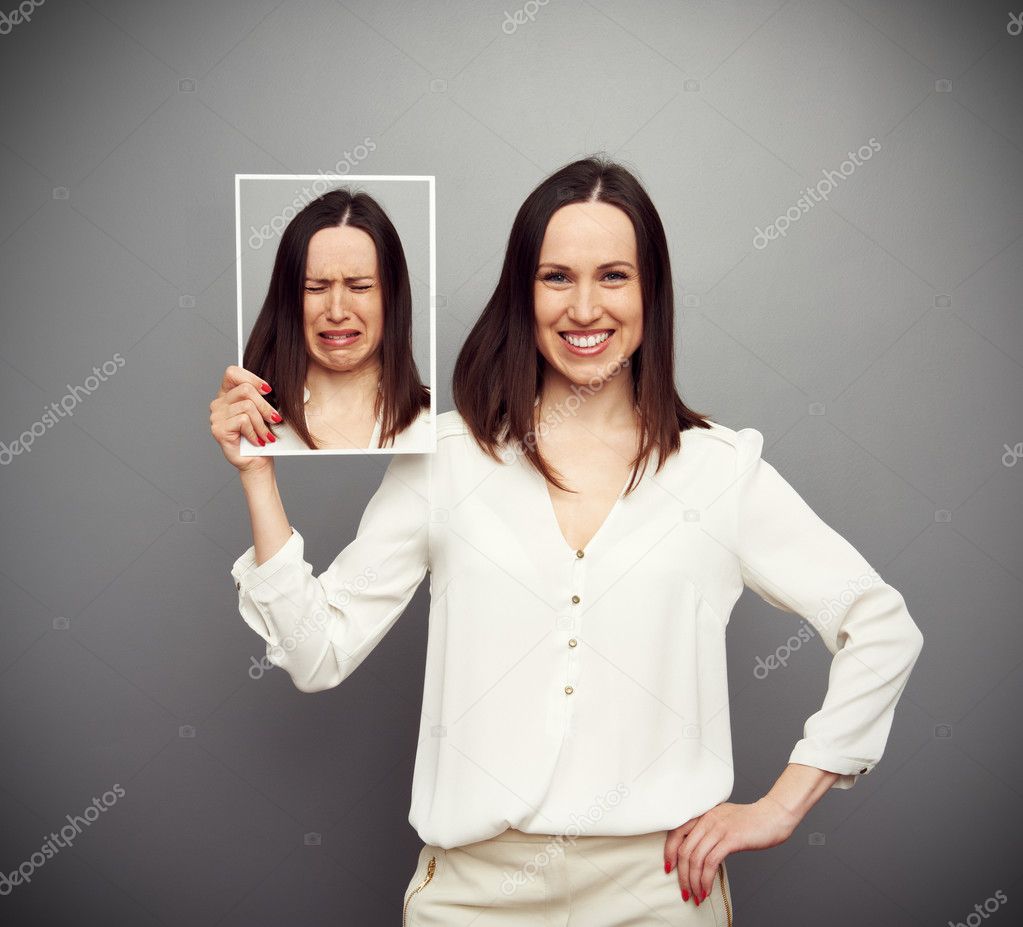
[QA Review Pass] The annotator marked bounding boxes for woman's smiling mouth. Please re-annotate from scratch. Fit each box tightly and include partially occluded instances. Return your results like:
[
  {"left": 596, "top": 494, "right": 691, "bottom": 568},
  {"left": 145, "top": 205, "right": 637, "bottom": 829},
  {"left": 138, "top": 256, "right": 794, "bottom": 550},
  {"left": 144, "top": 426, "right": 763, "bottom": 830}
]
[{"left": 559, "top": 329, "right": 614, "bottom": 355}]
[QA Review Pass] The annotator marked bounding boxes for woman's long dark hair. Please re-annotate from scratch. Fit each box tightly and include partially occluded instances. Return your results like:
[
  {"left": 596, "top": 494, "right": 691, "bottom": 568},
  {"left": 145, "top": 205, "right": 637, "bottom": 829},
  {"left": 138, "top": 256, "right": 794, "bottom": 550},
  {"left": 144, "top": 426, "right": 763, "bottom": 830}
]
[
  {"left": 243, "top": 187, "right": 429, "bottom": 449},
  {"left": 452, "top": 155, "right": 711, "bottom": 494}
]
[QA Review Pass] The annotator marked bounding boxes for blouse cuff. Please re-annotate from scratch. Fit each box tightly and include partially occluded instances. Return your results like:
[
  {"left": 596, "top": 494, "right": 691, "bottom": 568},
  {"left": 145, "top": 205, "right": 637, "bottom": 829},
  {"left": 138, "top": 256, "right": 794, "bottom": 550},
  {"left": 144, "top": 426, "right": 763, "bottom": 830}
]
[
  {"left": 788, "top": 740, "right": 875, "bottom": 790},
  {"left": 230, "top": 528, "right": 304, "bottom": 642}
]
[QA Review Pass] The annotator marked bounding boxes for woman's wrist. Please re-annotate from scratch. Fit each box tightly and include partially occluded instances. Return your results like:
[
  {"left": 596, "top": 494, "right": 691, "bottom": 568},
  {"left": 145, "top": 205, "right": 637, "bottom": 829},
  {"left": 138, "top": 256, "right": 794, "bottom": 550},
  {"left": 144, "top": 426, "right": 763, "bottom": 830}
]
[
  {"left": 760, "top": 763, "right": 841, "bottom": 834},
  {"left": 239, "top": 461, "right": 276, "bottom": 492}
]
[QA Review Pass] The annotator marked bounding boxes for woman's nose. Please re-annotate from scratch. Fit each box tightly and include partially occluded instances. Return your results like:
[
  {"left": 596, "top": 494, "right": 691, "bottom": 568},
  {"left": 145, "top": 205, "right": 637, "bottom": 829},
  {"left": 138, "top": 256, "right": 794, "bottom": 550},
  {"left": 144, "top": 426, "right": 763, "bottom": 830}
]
[
  {"left": 568, "top": 283, "right": 601, "bottom": 322},
  {"left": 326, "top": 286, "right": 350, "bottom": 319}
]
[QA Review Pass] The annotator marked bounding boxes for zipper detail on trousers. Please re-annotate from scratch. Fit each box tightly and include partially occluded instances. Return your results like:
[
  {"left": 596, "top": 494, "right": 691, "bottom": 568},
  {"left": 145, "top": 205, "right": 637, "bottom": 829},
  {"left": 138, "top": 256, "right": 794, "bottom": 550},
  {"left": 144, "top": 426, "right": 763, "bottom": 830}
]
[
  {"left": 717, "top": 862, "right": 732, "bottom": 927},
  {"left": 402, "top": 854, "right": 436, "bottom": 927}
]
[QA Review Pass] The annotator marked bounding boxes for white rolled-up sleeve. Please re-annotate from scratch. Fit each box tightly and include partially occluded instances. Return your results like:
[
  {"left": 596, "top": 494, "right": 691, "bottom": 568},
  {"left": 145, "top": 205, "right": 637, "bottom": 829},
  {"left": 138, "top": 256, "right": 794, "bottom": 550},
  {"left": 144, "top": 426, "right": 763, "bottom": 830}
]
[
  {"left": 734, "top": 427, "right": 924, "bottom": 789},
  {"left": 229, "top": 452, "right": 431, "bottom": 693}
]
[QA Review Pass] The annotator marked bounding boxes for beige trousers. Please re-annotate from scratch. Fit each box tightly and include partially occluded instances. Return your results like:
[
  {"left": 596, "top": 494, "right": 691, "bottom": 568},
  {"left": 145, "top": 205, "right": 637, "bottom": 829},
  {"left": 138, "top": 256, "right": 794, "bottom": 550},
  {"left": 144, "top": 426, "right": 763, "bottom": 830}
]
[{"left": 402, "top": 827, "right": 733, "bottom": 926}]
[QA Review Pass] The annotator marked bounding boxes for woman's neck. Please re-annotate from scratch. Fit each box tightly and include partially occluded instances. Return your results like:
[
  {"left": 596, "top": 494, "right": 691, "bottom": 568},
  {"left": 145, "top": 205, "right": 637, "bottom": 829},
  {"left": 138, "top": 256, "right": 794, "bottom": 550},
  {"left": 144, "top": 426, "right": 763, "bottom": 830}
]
[
  {"left": 537, "top": 367, "right": 637, "bottom": 433},
  {"left": 304, "top": 362, "right": 382, "bottom": 417}
]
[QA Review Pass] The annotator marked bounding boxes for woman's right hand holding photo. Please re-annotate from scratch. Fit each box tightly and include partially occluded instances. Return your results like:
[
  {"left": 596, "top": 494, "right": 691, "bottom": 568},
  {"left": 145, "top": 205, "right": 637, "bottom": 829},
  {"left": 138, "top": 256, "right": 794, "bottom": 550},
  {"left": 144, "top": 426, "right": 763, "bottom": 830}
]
[{"left": 209, "top": 364, "right": 282, "bottom": 473}]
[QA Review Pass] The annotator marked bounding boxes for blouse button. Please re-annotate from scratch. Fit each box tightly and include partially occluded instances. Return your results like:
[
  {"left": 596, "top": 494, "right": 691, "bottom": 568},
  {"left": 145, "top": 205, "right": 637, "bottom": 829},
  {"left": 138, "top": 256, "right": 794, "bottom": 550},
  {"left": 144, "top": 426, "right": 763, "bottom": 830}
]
[
  {"left": 575, "top": 549, "right": 585, "bottom": 559},
  {"left": 571, "top": 595, "right": 580, "bottom": 604},
  {"left": 568, "top": 638, "right": 577, "bottom": 647},
  {"left": 564, "top": 685, "right": 574, "bottom": 695}
]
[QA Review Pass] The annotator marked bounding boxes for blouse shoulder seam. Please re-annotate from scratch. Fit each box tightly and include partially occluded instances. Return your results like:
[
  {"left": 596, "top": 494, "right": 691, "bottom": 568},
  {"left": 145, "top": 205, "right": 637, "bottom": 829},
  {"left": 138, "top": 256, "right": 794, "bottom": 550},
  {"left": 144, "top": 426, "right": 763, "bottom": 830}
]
[
  {"left": 683, "top": 419, "right": 743, "bottom": 450},
  {"left": 435, "top": 410, "right": 470, "bottom": 442}
]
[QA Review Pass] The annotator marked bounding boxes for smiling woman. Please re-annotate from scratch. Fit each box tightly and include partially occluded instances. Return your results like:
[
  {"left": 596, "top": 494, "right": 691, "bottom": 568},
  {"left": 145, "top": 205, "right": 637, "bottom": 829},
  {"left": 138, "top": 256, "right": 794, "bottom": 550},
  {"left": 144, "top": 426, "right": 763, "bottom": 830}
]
[
  {"left": 214, "top": 156, "right": 923, "bottom": 925},
  {"left": 240, "top": 187, "right": 431, "bottom": 451}
]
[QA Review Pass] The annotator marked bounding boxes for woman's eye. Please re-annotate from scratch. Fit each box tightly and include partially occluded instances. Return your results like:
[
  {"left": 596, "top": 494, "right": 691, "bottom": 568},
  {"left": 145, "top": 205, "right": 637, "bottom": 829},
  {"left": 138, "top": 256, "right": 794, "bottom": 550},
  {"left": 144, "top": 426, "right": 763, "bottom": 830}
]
[
  {"left": 351, "top": 285, "right": 372, "bottom": 292},
  {"left": 539, "top": 270, "right": 629, "bottom": 284},
  {"left": 305, "top": 286, "right": 326, "bottom": 293}
]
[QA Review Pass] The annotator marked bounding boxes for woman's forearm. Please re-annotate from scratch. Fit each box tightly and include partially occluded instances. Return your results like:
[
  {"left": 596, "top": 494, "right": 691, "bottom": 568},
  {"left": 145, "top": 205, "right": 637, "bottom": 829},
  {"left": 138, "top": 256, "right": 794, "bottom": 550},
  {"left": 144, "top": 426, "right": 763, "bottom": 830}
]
[
  {"left": 240, "top": 465, "right": 292, "bottom": 567},
  {"left": 762, "top": 763, "right": 841, "bottom": 831}
]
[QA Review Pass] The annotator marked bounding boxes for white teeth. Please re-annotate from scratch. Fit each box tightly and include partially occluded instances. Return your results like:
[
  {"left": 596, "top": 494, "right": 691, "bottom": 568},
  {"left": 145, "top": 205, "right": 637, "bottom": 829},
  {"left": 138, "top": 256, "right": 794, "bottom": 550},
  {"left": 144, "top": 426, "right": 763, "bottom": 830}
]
[
  {"left": 321, "top": 333, "right": 356, "bottom": 340},
  {"left": 564, "top": 331, "right": 611, "bottom": 348}
]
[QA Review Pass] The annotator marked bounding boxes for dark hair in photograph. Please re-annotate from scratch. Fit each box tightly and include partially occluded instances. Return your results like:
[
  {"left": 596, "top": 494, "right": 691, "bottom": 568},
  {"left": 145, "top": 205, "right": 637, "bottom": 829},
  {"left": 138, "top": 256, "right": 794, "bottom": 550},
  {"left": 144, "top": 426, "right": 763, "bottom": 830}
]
[
  {"left": 242, "top": 186, "right": 429, "bottom": 449},
  {"left": 452, "top": 155, "right": 712, "bottom": 494}
]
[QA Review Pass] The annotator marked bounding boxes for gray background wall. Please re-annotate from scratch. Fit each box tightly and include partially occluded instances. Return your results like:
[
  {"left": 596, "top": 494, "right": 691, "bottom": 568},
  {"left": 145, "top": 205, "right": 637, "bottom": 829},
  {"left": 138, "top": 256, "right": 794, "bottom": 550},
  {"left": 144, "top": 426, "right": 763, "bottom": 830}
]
[{"left": 1, "top": 0, "right": 1021, "bottom": 925}]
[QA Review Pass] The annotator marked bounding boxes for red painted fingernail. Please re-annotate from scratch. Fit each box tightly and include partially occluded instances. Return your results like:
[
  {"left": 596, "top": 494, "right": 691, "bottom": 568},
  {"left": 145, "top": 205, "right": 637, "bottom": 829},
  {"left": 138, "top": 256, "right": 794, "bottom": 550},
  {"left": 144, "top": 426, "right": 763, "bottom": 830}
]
[
  {"left": 694, "top": 894, "right": 700, "bottom": 906},
  {"left": 257, "top": 437, "right": 265, "bottom": 446},
  {"left": 702, "top": 889, "right": 708, "bottom": 901},
  {"left": 682, "top": 888, "right": 689, "bottom": 901},
  {"left": 664, "top": 860, "right": 670, "bottom": 874},
  {"left": 260, "top": 383, "right": 272, "bottom": 393},
  {"left": 266, "top": 433, "right": 276, "bottom": 443},
  {"left": 271, "top": 413, "right": 283, "bottom": 423}
]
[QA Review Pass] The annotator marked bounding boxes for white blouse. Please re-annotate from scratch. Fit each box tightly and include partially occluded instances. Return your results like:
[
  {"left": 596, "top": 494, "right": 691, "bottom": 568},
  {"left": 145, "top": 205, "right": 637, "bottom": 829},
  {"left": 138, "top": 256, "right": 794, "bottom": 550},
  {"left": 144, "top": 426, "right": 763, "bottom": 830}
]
[
  {"left": 231, "top": 410, "right": 924, "bottom": 850},
  {"left": 241, "top": 387, "right": 434, "bottom": 454}
]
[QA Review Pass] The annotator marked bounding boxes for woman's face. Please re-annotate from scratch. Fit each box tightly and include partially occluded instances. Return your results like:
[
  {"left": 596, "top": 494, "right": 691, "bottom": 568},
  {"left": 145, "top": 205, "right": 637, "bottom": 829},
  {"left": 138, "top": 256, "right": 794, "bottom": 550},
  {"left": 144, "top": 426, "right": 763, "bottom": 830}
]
[
  {"left": 533, "top": 201, "right": 642, "bottom": 387},
  {"left": 302, "top": 224, "right": 384, "bottom": 374}
]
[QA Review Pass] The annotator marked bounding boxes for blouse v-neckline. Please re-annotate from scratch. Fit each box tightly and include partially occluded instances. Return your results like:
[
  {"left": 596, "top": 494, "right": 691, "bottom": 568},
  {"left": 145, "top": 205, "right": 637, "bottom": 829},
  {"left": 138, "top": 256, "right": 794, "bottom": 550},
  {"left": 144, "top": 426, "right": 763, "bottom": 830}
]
[
  {"left": 525, "top": 396, "right": 637, "bottom": 555},
  {"left": 537, "top": 467, "right": 632, "bottom": 555}
]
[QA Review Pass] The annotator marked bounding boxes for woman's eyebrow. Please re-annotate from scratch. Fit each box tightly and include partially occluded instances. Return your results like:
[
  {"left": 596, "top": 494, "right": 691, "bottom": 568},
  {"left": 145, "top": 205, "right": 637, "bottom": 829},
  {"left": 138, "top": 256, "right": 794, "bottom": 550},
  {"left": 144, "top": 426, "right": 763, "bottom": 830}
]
[
  {"left": 536, "top": 261, "right": 637, "bottom": 271},
  {"left": 304, "top": 274, "right": 376, "bottom": 282}
]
